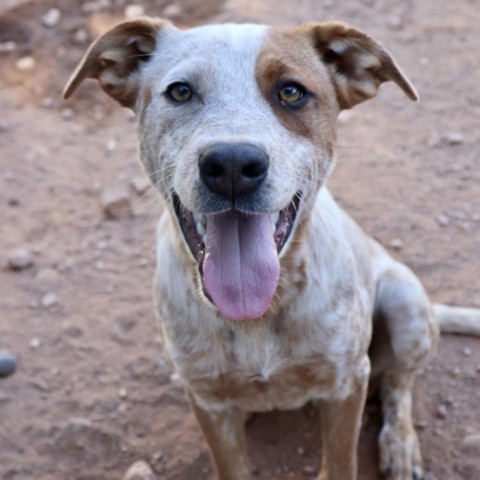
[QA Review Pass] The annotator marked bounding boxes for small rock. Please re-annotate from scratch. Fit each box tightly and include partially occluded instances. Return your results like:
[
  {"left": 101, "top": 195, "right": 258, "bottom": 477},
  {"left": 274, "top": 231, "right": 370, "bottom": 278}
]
[
  {"left": 388, "top": 15, "right": 404, "bottom": 30},
  {"left": 0, "top": 350, "right": 17, "bottom": 378},
  {"left": 123, "top": 460, "right": 156, "bottom": 480},
  {"left": 131, "top": 176, "right": 151, "bottom": 196},
  {"left": 445, "top": 132, "right": 464, "bottom": 146},
  {"left": 119, "top": 388, "right": 128, "bottom": 399},
  {"left": 462, "top": 433, "right": 480, "bottom": 455},
  {"left": 435, "top": 404, "right": 448, "bottom": 420},
  {"left": 41, "top": 292, "right": 58, "bottom": 308},
  {"left": 36, "top": 268, "right": 61, "bottom": 287},
  {"left": 73, "top": 29, "right": 88, "bottom": 44},
  {"left": 16, "top": 56, "right": 35, "bottom": 71},
  {"left": 437, "top": 213, "right": 450, "bottom": 226},
  {"left": 30, "top": 378, "right": 50, "bottom": 392},
  {"left": 7, "top": 248, "right": 33, "bottom": 270},
  {"left": 60, "top": 108, "right": 74, "bottom": 120},
  {"left": 303, "top": 465, "right": 315, "bottom": 475},
  {"left": 415, "top": 420, "right": 429, "bottom": 430},
  {"left": 0, "top": 41, "right": 17, "bottom": 52},
  {"left": 297, "top": 446, "right": 305, "bottom": 456},
  {"left": 101, "top": 187, "right": 132, "bottom": 219},
  {"left": 162, "top": 4, "right": 181, "bottom": 17},
  {"left": 389, "top": 238, "right": 403, "bottom": 250},
  {"left": 106, "top": 138, "right": 117, "bottom": 153},
  {"left": 30, "top": 337, "right": 41, "bottom": 349},
  {"left": 462, "top": 347, "right": 472, "bottom": 357},
  {"left": 125, "top": 4, "right": 145, "bottom": 18},
  {"left": 42, "top": 8, "right": 61, "bottom": 28},
  {"left": 452, "top": 367, "right": 461, "bottom": 376}
]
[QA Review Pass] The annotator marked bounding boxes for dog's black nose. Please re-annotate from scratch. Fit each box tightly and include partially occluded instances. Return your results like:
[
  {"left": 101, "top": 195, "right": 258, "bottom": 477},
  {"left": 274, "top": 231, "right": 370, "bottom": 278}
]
[{"left": 199, "top": 142, "right": 269, "bottom": 200}]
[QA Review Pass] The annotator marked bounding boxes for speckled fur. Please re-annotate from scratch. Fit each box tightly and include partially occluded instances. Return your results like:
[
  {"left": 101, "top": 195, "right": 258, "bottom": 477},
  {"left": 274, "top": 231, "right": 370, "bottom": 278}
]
[{"left": 64, "top": 18, "right": 480, "bottom": 480}]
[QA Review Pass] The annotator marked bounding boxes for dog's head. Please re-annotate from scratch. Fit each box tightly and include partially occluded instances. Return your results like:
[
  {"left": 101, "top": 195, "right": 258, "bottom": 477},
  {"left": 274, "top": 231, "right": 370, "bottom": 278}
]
[{"left": 64, "top": 18, "right": 417, "bottom": 321}]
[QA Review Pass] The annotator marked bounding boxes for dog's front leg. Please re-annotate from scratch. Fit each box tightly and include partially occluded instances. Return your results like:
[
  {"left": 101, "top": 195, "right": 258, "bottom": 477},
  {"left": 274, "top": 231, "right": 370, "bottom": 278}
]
[
  {"left": 188, "top": 392, "right": 251, "bottom": 480},
  {"left": 317, "top": 375, "right": 368, "bottom": 480}
]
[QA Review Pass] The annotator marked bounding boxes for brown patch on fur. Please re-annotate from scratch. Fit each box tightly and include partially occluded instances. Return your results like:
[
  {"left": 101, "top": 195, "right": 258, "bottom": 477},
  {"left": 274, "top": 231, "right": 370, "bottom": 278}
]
[{"left": 256, "top": 27, "right": 339, "bottom": 145}]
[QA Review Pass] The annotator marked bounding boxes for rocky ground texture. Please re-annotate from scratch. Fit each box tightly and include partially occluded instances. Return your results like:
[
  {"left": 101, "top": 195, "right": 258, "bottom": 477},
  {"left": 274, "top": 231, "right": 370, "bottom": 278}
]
[{"left": 1, "top": 0, "right": 480, "bottom": 479}]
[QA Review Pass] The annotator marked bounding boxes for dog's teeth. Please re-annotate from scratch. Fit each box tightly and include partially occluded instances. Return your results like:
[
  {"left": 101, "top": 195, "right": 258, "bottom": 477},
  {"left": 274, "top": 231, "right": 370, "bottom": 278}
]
[
  {"left": 270, "top": 212, "right": 279, "bottom": 233},
  {"left": 196, "top": 222, "right": 206, "bottom": 238}
]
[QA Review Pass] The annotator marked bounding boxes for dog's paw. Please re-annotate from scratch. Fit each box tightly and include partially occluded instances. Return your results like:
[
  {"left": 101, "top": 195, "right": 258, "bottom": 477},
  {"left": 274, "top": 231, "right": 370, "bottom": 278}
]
[{"left": 379, "top": 423, "right": 423, "bottom": 480}]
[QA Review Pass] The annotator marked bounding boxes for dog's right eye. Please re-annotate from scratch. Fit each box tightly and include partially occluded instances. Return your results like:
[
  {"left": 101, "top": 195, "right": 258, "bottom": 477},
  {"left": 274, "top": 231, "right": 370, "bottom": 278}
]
[{"left": 166, "top": 83, "right": 193, "bottom": 103}]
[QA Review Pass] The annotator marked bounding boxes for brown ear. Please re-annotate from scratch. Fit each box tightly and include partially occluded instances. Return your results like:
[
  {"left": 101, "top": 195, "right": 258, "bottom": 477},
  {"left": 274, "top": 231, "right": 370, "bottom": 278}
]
[
  {"left": 309, "top": 22, "right": 418, "bottom": 109},
  {"left": 63, "top": 18, "right": 169, "bottom": 108}
]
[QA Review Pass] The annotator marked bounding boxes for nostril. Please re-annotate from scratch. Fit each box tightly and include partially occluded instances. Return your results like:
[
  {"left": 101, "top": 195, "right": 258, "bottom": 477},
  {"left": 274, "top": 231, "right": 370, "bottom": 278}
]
[
  {"left": 242, "top": 163, "right": 265, "bottom": 178},
  {"left": 204, "top": 162, "right": 224, "bottom": 178}
]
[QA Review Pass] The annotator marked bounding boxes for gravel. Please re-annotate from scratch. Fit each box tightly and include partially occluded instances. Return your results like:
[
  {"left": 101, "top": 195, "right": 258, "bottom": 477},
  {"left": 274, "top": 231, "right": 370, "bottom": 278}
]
[{"left": 0, "top": 349, "right": 17, "bottom": 378}]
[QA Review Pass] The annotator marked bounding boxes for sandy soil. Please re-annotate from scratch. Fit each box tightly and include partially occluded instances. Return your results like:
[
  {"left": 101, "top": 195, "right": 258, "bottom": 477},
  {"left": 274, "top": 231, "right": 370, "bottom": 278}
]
[{"left": 1, "top": 0, "right": 480, "bottom": 479}]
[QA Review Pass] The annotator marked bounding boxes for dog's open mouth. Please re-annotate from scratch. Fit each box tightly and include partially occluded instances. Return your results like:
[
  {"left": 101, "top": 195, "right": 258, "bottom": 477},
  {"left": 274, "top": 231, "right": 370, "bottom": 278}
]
[{"left": 172, "top": 193, "right": 301, "bottom": 321}]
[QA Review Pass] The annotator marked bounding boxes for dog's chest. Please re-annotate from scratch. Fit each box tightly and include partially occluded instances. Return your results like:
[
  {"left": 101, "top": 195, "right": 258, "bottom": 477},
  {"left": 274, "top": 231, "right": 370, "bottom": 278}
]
[{"left": 170, "top": 319, "right": 364, "bottom": 412}]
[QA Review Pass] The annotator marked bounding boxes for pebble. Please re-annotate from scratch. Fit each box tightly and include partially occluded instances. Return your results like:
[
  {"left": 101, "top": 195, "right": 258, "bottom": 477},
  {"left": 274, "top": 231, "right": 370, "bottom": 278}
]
[
  {"left": 303, "top": 465, "right": 315, "bottom": 475},
  {"left": 119, "top": 388, "right": 128, "bottom": 399},
  {"left": 125, "top": 4, "right": 145, "bottom": 18},
  {"left": 162, "top": 4, "right": 181, "bottom": 17},
  {"left": 41, "top": 292, "right": 58, "bottom": 308},
  {"left": 131, "top": 176, "right": 151, "bottom": 196},
  {"left": 60, "top": 108, "right": 74, "bottom": 120},
  {"left": 7, "top": 248, "right": 33, "bottom": 270},
  {"left": 445, "top": 132, "right": 464, "bottom": 145},
  {"left": 42, "top": 8, "right": 61, "bottom": 28},
  {"left": 16, "top": 56, "right": 35, "bottom": 71},
  {"left": 0, "top": 350, "right": 17, "bottom": 378},
  {"left": 30, "top": 337, "right": 41, "bottom": 349},
  {"left": 435, "top": 404, "right": 448, "bottom": 419},
  {"left": 0, "top": 41, "right": 17, "bottom": 52},
  {"left": 462, "top": 347, "right": 472, "bottom": 357},
  {"left": 36, "top": 268, "right": 61, "bottom": 287},
  {"left": 437, "top": 213, "right": 450, "bottom": 226},
  {"left": 388, "top": 15, "right": 404, "bottom": 30},
  {"left": 297, "top": 446, "right": 305, "bottom": 456},
  {"left": 106, "top": 138, "right": 117, "bottom": 153},
  {"left": 101, "top": 187, "right": 132, "bottom": 219},
  {"left": 122, "top": 460, "right": 155, "bottom": 480},
  {"left": 389, "top": 238, "right": 403, "bottom": 250},
  {"left": 73, "top": 28, "right": 88, "bottom": 44},
  {"left": 462, "top": 433, "right": 480, "bottom": 455}
]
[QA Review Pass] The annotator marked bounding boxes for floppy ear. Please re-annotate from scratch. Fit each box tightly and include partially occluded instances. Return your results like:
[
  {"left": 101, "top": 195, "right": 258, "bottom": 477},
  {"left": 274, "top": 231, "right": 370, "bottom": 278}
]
[
  {"left": 63, "top": 18, "right": 169, "bottom": 108},
  {"left": 309, "top": 22, "right": 418, "bottom": 109}
]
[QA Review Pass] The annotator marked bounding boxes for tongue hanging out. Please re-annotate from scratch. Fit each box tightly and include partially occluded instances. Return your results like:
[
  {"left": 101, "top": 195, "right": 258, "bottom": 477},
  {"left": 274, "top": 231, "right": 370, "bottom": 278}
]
[{"left": 203, "top": 210, "right": 280, "bottom": 321}]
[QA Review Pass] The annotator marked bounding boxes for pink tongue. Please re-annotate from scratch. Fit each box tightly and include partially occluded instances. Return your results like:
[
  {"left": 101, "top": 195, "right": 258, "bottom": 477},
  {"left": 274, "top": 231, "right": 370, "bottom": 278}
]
[{"left": 203, "top": 210, "right": 279, "bottom": 321}]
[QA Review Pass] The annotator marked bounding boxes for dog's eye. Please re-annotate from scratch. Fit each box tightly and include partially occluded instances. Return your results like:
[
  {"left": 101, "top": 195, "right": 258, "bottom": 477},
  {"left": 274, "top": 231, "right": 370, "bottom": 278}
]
[
  {"left": 278, "top": 83, "right": 306, "bottom": 106},
  {"left": 166, "top": 82, "right": 193, "bottom": 103}
]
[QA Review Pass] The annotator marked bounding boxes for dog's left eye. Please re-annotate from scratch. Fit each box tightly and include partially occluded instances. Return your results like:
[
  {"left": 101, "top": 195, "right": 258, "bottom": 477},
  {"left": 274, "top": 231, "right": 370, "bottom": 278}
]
[
  {"left": 166, "top": 82, "right": 193, "bottom": 103},
  {"left": 278, "top": 83, "right": 306, "bottom": 106}
]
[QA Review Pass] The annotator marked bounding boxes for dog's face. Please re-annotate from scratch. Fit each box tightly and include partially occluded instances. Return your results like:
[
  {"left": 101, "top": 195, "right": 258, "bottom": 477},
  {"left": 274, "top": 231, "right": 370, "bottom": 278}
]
[{"left": 65, "top": 18, "right": 417, "bottom": 321}]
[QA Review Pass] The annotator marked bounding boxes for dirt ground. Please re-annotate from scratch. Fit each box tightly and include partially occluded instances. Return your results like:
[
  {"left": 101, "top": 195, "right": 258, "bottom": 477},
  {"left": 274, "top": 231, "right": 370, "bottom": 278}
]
[{"left": 1, "top": 0, "right": 480, "bottom": 479}]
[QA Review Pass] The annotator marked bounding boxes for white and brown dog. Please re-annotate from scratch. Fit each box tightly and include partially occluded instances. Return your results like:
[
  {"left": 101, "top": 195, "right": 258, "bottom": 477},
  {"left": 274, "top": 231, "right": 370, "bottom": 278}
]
[{"left": 64, "top": 18, "right": 480, "bottom": 480}]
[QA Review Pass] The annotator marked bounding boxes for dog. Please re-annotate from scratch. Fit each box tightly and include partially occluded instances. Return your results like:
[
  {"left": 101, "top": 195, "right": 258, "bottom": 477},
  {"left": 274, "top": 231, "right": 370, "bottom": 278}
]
[{"left": 64, "top": 17, "right": 480, "bottom": 480}]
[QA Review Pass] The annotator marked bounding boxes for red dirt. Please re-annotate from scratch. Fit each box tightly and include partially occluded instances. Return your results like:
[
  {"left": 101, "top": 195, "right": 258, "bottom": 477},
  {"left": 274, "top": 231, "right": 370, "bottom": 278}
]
[{"left": 1, "top": 1, "right": 479, "bottom": 479}]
